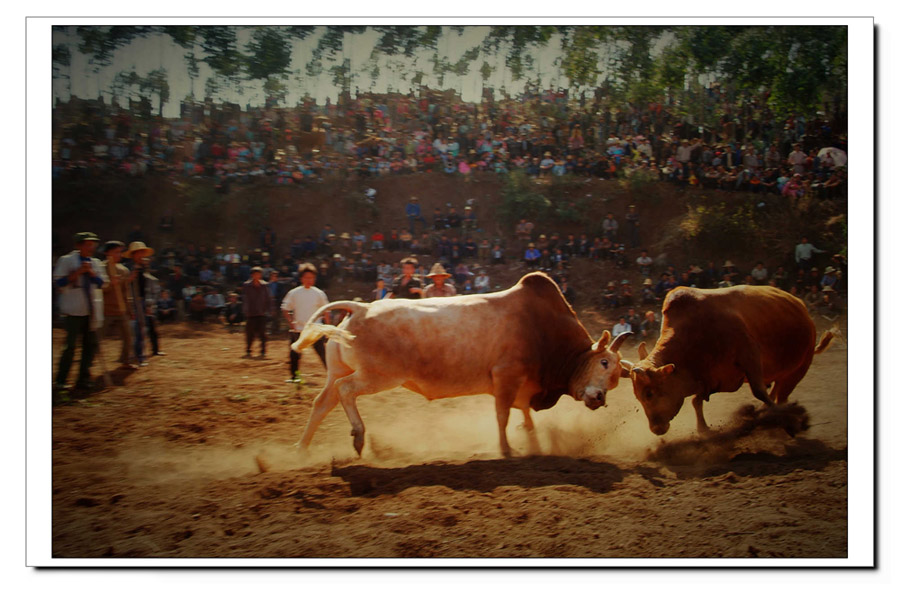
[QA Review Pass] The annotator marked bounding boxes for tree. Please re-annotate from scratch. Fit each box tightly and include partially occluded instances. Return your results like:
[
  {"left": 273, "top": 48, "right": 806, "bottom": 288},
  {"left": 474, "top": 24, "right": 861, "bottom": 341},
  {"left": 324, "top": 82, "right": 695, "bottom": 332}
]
[
  {"left": 52, "top": 43, "right": 72, "bottom": 96},
  {"left": 141, "top": 69, "right": 171, "bottom": 117}
]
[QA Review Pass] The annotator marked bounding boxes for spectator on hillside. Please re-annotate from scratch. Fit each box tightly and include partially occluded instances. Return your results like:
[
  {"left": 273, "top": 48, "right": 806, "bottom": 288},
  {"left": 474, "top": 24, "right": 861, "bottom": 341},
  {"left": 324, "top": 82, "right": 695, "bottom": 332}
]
[
  {"left": 424, "top": 263, "right": 457, "bottom": 298},
  {"left": 157, "top": 289, "right": 177, "bottom": 323},
  {"left": 524, "top": 243, "right": 540, "bottom": 269},
  {"left": 602, "top": 212, "right": 619, "bottom": 242},
  {"left": 795, "top": 236, "right": 827, "bottom": 272},
  {"left": 612, "top": 316, "right": 632, "bottom": 337},
  {"left": 750, "top": 262, "right": 769, "bottom": 285},
  {"left": 406, "top": 196, "right": 427, "bottom": 234},
  {"left": 224, "top": 292, "right": 243, "bottom": 328},
  {"left": 640, "top": 310, "right": 660, "bottom": 341},
  {"left": 205, "top": 287, "right": 226, "bottom": 322}
]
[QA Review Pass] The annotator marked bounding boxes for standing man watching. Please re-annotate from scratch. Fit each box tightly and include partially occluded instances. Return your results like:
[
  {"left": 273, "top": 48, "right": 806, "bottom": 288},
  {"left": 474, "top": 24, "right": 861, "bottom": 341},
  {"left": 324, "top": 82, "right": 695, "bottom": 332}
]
[
  {"left": 281, "top": 263, "right": 330, "bottom": 383},
  {"left": 387, "top": 257, "right": 423, "bottom": 299},
  {"left": 100, "top": 240, "right": 136, "bottom": 369},
  {"left": 405, "top": 196, "right": 427, "bottom": 235},
  {"left": 242, "top": 266, "right": 270, "bottom": 358},
  {"left": 795, "top": 236, "right": 827, "bottom": 273},
  {"left": 123, "top": 241, "right": 154, "bottom": 366},
  {"left": 54, "top": 232, "right": 108, "bottom": 391}
]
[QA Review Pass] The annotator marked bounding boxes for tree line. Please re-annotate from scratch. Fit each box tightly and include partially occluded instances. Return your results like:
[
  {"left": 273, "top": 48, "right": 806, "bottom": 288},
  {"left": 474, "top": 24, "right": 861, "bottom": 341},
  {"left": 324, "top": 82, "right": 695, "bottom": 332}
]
[{"left": 52, "top": 25, "right": 847, "bottom": 122}]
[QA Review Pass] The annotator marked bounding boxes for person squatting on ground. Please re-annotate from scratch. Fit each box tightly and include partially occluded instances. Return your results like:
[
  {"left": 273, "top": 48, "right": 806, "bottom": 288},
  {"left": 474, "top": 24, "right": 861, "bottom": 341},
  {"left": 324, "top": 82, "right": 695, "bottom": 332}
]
[
  {"left": 242, "top": 266, "right": 270, "bottom": 358},
  {"left": 54, "top": 232, "right": 108, "bottom": 391},
  {"left": 281, "top": 263, "right": 330, "bottom": 383}
]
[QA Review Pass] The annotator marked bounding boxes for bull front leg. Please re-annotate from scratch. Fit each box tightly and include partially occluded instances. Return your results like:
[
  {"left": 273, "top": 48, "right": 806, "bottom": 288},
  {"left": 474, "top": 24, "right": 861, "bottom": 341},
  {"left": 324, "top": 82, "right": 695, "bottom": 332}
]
[
  {"left": 691, "top": 394, "right": 711, "bottom": 434},
  {"left": 491, "top": 368, "right": 524, "bottom": 458}
]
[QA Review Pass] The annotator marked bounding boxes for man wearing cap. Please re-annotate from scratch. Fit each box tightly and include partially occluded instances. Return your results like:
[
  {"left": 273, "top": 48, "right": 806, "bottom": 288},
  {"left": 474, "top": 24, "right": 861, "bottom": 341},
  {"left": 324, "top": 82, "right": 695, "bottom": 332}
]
[
  {"left": 423, "top": 264, "right": 457, "bottom": 298},
  {"left": 53, "top": 232, "right": 108, "bottom": 391},
  {"left": 242, "top": 266, "right": 270, "bottom": 358},
  {"left": 281, "top": 263, "right": 330, "bottom": 382},
  {"left": 388, "top": 257, "right": 423, "bottom": 299},
  {"left": 100, "top": 240, "right": 136, "bottom": 369},
  {"left": 123, "top": 241, "right": 156, "bottom": 365}
]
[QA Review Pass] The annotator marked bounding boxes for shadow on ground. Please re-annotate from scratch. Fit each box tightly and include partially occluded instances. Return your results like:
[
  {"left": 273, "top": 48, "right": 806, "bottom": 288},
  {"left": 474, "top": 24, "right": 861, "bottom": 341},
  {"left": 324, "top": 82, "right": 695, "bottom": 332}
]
[{"left": 331, "top": 455, "right": 632, "bottom": 497}]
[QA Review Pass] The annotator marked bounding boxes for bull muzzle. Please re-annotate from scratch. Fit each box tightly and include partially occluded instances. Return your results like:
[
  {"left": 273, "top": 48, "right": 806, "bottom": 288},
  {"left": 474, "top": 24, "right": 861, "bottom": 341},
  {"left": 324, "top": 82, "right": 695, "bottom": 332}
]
[
  {"left": 650, "top": 421, "right": 671, "bottom": 436},
  {"left": 584, "top": 391, "right": 606, "bottom": 410}
]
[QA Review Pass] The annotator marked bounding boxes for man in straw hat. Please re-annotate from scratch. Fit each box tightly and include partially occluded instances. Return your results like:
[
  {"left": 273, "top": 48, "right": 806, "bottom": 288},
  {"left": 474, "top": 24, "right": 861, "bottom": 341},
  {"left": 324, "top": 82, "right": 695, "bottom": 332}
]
[
  {"left": 281, "top": 263, "right": 330, "bottom": 383},
  {"left": 123, "top": 241, "right": 155, "bottom": 366},
  {"left": 54, "top": 232, "right": 108, "bottom": 391},
  {"left": 423, "top": 263, "right": 457, "bottom": 298},
  {"left": 100, "top": 240, "right": 136, "bottom": 369}
]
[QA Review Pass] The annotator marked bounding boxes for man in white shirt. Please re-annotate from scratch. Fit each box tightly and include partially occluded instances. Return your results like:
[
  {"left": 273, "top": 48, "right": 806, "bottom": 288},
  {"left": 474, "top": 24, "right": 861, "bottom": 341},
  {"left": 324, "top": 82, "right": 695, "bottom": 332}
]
[
  {"left": 281, "top": 263, "right": 330, "bottom": 383},
  {"left": 53, "top": 232, "right": 108, "bottom": 391}
]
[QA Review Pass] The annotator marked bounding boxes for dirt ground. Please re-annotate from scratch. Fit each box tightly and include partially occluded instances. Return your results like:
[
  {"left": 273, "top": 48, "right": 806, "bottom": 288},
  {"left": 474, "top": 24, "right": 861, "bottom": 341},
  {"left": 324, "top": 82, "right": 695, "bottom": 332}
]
[{"left": 51, "top": 319, "right": 848, "bottom": 559}]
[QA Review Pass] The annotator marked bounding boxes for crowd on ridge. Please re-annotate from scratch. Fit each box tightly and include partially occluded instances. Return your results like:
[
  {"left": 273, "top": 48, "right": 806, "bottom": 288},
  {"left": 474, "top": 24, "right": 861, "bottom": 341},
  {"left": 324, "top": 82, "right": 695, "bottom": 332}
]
[{"left": 53, "top": 84, "right": 848, "bottom": 200}]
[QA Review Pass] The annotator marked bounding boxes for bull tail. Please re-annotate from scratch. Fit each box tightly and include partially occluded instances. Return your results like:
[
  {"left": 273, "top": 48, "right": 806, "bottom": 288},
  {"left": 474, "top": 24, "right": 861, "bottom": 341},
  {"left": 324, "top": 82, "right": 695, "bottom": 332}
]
[
  {"left": 290, "top": 301, "right": 364, "bottom": 353},
  {"left": 814, "top": 326, "right": 839, "bottom": 355}
]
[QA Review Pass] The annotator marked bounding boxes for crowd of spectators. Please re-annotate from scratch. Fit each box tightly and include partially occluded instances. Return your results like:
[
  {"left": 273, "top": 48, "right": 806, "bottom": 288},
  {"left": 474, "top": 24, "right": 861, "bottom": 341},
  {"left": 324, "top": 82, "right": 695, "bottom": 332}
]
[{"left": 52, "top": 83, "right": 848, "bottom": 201}]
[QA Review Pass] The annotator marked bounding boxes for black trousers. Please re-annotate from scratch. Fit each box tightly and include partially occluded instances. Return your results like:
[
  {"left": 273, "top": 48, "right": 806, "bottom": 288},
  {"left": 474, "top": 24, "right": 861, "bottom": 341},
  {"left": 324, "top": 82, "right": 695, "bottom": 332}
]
[
  {"left": 146, "top": 315, "right": 160, "bottom": 354},
  {"left": 289, "top": 331, "right": 327, "bottom": 377},
  {"left": 56, "top": 315, "right": 96, "bottom": 387},
  {"left": 246, "top": 316, "right": 267, "bottom": 354}
]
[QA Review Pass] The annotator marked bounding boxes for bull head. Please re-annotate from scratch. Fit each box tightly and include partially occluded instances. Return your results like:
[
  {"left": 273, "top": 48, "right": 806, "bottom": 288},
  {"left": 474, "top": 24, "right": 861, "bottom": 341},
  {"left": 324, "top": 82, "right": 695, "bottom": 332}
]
[
  {"left": 574, "top": 330, "right": 633, "bottom": 410},
  {"left": 620, "top": 359, "right": 683, "bottom": 435}
]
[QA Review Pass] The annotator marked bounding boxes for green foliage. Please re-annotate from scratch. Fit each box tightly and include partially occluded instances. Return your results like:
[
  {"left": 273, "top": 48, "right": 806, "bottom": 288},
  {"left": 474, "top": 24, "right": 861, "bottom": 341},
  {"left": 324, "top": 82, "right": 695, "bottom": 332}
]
[
  {"left": 498, "top": 171, "right": 551, "bottom": 225},
  {"left": 245, "top": 27, "right": 293, "bottom": 81},
  {"left": 679, "top": 200, "right": 762, "bottom": 253},
  {"left": 198, "top": 26, "right": 243, "bottom": 81},
  {"left": 184, "top": 182, "right": 225, "bottom": 227}
]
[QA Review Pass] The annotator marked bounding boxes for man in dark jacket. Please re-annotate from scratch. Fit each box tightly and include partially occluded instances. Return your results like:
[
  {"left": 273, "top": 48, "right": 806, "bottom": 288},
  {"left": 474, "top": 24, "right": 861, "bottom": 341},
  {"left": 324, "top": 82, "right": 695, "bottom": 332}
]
[{"left": 242, "top": 267, "right": 270, "bottom": 358}]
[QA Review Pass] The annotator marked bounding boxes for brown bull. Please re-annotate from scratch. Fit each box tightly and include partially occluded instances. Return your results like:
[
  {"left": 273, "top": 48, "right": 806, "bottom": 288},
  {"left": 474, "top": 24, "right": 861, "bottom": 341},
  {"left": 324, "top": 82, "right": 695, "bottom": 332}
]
[
  {"left": 291, "top": 272, "right": 632, "bottom": 457},
  {"left": 620, "top": 285, "right": 834, "bottom": 436}
]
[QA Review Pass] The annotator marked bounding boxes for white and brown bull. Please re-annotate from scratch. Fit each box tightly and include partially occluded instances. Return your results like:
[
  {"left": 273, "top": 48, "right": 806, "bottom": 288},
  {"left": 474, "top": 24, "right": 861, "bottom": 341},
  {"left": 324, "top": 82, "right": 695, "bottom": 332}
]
[
  {"left": 290, "top": 272, "right": 632, "bottom": 457},
  {"left": 620, "top": 285, "right": 835, "bottom": 436}
]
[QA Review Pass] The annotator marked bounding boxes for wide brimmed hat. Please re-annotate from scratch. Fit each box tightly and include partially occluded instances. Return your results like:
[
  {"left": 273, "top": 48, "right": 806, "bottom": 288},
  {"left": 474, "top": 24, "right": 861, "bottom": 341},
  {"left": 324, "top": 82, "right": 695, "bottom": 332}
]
[
  {"left": 74, "top": 232, "right": 100, "bottom": 243},
  {"left": 643, "top": 278, "right": 653, "bottom": 286},
  {"left": 690, "top": 266, "right": 703, "bottom": 274},
  {"left": 123, "top": 241, "right": 154, "bottom": 258},
  {"left": 824, "top": 266, "right": 836, "bottom": 274},
  {"left": 103, "top": 240, "right": 125, "bottom": 252},
  {"left": 723, "top": 260, "right": 735, "bottom": 268},
  {"left": 821, "top": 285, "right": 835, "bottom": 292},
  {"left": 340, "top": 232, "right": 351, "bottom": 239},
  {"left": 427, "top": 263, "right": 451, "bottom": 278}
]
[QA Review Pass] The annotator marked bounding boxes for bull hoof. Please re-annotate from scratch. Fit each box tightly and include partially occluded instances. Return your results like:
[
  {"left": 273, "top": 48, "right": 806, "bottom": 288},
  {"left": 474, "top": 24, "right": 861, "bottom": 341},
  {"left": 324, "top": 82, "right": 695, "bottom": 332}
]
[{"left": 351, "top": 430, "right": 365, "bottom": 456}]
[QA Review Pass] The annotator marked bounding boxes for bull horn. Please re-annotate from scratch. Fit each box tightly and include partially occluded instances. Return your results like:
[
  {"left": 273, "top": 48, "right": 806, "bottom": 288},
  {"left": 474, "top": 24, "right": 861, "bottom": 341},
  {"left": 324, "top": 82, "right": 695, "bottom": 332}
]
[
  {"left": 591, "top": 330, "right": 612, "bottom": 352},
  {"left": 620, "top": 360, "right": 634, "bottom": 376},
  {"left": 638, "top": 341, "right": 649, "bottom": 360},
  {"left": 609, "top": 331, "right": 633, "bottom": 353}
]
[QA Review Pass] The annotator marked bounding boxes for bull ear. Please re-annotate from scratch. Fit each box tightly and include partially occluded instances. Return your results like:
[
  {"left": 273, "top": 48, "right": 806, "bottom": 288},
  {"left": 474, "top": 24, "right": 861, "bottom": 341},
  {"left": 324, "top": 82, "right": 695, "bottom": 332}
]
[
  {"left": 638, "top": 341, "right": 649, "bottom": 360},
  {"left": 591, "top": 330, "right": 611, "bottom": 352},
  {"left": 609, "top": 330, "right": 633, "bottom": 353},
  {"left": 658, "top": 363, "right": 675, "bottom": 375},
  {"left": 620, "top": 360, "right": 634, "bottom": 377}
]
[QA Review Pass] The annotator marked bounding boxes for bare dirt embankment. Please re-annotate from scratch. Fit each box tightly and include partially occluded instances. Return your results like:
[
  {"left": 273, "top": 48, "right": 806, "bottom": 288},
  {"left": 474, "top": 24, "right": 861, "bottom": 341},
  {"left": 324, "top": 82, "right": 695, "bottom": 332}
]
[{"left": 51, "top": 321, "right": 847, "bottom": 559}]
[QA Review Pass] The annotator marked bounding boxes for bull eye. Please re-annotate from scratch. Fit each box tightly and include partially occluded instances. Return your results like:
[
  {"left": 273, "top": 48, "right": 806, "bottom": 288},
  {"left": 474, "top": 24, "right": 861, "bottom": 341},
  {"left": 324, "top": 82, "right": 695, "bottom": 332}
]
[
  {"left": 645, "top": 389, "right": 654, "bottom": 399},
  {"left": 601, "top": 359, "right": 609, "bottom": 368}
]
